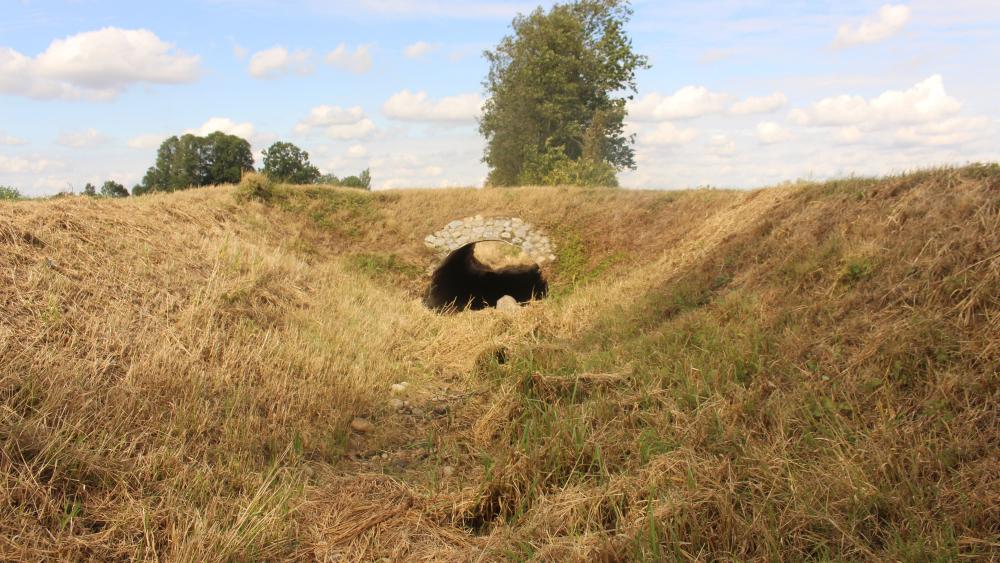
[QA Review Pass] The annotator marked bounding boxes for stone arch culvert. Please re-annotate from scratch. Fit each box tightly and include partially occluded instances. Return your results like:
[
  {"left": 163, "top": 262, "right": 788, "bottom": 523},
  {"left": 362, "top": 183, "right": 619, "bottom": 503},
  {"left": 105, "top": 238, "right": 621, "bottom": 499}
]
[{"left": 423, "top": 216, "right": 555, "bottom": 312}]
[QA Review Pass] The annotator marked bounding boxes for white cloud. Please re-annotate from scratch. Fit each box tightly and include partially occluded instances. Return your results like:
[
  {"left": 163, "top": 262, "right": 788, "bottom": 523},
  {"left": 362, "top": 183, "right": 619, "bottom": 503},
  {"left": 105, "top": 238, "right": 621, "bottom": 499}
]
[
  {"left": 325, "top": 119, "right": 377, "bottom": 140},
  {"left": 294, "top": 105, "right": 377, "bottom": 139},
  {"left": 834, "top": 4, "right": 912, "bottom": 48},
  {"left": 404, "top": 41, "right": 438, "bottom": 59},
  {"left": 756, "top": 121, "right": 794, "bottom": 144},
  {"left": 729, "top": 92, "right": 788, "bottom": 115},
  {"left": 55, "top": 128, "right": 109, "bottom": 148},
  {"left": 894, "top": 116, "right": 992, "bottom": 146},
  {"left": 248, "top": 46, "right": 313, "bottom": 78},
  {"left": 128, "top": 133, "right": 167, "bottom": 150},
  {"left": 0, "top": 131, "right": 27, "bottom": 146},
  {"left": 0, "top": 27, "right": 200, "bottom": 101},
  {"left": 0, "top": 155, "right": 64, "bottom": 173},
  {"left": 638, "top": 122, "right": 698, "bottom": 145},
  {"left": 347, "top": 144, "right": 369, "bottom": 158},
  {"left": 629, "top": 86, "right": 728, "bottom": 121},
  {"left": 709, "top": 134, "right": 737, "bottom": 156},
  {"left": 186, "top": 117, "right": 256, "bottom": 139},
  {"left": 837, "top": 126, "right": 864, "bottom": 144},
  {"left": 790, "top": 75, "right": 961, "bottom": 127},
  {"left": 294, "top": 105, "right": 367, "bottom": 133},
  {"left": 325, "top": 43, "right": 373, "bottom": 74},
  {"left": 382, "top": 90, "right": 484, "bottom": 122}
]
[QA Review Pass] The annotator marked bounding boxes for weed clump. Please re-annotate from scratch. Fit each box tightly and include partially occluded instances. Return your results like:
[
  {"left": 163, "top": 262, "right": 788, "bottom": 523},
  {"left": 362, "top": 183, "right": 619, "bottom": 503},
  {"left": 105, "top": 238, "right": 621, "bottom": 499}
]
[{"left": 234, "top": 172, "right": 275, "bottom": 203}]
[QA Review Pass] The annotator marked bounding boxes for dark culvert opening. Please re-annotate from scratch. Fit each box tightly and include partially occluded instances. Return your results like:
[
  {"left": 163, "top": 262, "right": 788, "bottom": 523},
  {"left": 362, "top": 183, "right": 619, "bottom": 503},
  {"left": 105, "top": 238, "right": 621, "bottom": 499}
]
[{"left": 425, "top": 242, "right": 548, "bottom": 312}]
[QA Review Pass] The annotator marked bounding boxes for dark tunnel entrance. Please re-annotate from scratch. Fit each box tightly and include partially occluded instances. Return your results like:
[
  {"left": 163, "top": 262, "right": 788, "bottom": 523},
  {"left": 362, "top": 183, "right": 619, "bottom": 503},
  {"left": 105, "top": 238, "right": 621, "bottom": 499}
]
[{"left": 424, "top": 242, "right": 548, "bottom": 312}]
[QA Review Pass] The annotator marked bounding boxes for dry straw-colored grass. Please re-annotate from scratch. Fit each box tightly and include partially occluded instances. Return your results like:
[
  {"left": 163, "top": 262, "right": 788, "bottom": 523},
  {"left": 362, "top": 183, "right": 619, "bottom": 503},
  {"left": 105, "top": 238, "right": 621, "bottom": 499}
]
[{"left": 1, "top": 165, "right": 998, "bottom": 560}]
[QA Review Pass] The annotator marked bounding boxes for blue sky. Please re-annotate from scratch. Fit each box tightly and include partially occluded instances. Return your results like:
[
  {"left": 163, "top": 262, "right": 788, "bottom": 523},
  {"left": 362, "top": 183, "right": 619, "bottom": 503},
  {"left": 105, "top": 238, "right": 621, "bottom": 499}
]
[{"left": 2, "top": 0, "right": 998, "bottom": 195}]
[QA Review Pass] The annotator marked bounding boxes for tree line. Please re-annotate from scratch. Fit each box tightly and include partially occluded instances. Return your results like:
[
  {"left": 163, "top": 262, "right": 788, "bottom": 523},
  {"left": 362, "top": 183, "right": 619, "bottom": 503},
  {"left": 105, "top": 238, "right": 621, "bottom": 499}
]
[
  {"left": 131, "top": 135, "right": 370, "bottom": 196},
  {"left": 1, "top": 136, "right": 368, "bottom": 200}
]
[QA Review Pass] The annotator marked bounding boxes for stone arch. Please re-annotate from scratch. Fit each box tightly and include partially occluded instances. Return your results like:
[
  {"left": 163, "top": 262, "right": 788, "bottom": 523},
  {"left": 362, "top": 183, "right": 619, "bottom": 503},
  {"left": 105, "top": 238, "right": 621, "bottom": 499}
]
[{"left": 423, "top": 216, "right": 556, "bottom": 265}]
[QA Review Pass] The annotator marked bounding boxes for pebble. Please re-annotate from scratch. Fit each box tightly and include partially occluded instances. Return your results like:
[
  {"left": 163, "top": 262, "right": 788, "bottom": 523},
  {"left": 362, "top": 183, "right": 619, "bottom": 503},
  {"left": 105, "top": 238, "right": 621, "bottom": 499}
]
[
  {"left": 390, "top": 382, "right": 410, "bottom": 395},
  {"left": 388, "top": 398, "right": 405, "bottom": 410},
  {"left": 442, "top": 465, "right": 455, "bottom": 477},
  {"left": 432, "top": 405, "right": 448, "bottom": 416},
  {"left": 350, "top": 417, "right": 373, "bottom": 433},
  {"left": 411, "top": 407, "right": 425, "bottom": 417}
]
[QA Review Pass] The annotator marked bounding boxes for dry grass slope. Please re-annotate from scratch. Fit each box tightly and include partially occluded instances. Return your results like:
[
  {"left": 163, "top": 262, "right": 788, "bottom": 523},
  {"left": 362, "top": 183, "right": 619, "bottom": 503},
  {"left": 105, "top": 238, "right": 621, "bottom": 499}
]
[{"left": 1, "top": 165, "right": 997, "bottom": 561}]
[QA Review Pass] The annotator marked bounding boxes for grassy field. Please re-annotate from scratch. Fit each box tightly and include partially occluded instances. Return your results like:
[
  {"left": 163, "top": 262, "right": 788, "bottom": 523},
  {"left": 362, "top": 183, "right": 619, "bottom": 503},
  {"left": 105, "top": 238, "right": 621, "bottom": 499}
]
[{"left": 1, "top": 166, "right": 997, "bottom": 560}]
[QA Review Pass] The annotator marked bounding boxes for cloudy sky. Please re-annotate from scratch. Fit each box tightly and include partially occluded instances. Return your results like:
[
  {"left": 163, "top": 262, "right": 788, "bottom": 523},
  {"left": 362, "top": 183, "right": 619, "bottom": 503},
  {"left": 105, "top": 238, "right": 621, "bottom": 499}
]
[{"left": 1, "top": 0, "right": 998, "bottom": 195}]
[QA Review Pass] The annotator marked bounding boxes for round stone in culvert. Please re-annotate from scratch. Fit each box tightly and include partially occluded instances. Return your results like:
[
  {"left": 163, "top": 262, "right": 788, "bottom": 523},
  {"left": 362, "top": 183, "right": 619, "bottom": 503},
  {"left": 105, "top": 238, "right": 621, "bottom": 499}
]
[{"left": 496, "top": 295, "right": 519, "bottom": 312}]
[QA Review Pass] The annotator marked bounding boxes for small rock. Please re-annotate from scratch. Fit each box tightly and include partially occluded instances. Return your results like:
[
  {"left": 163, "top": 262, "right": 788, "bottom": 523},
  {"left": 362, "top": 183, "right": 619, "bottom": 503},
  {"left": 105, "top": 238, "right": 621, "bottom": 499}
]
[
  {"left": 388, "top": 398, "right": 405, "bottom": 410},
  {"left": 496, "top": 295, "right": 520, "bottom": 312},
  {"left": 390, "top": 382, "right": 410, "bottom": 395},
  {"left": 350, "top": 417, "right": 373, "bottom": 433},
  {"left": 411, "top": 407, "right": 425, "bottom": 417},
  {"left": 381, "top": 452, "right": 389, "bottom": 460},
  {"left": 442, "top": 465, "right": 455, "bottom": 477},
  {"left": 432, "top": 405, "right": 449, "bottom": 416}
]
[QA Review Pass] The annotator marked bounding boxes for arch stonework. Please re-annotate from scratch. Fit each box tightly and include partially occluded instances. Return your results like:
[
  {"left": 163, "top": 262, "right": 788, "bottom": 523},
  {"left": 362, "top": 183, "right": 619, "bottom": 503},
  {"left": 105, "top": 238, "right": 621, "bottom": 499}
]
[{"left": 424, "top": 216, "right": 556, "bottom": 265}]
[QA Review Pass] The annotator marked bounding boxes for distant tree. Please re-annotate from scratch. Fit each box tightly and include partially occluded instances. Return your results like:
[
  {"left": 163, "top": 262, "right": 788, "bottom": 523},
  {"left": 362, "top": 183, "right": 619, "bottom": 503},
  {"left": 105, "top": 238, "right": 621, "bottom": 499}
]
[
  {"left": 131, "top": 184, "right": 148, "bottom": 197},
  {"left": 0, "top": 186, "right": 22, "bottom": 200},
  {"left": 140, "top": 132, "right": 254, "bottom": 193},
  {"left": 338, "top": 168, "right": 372, "bottom": 190},
  {"left": 261, "top": 141, "right": 321, "bottom": 184},
  {"left": 100, "top": 180, "right": 129, "bottom": 198},
  {"left": 317, "top": 173, "right": 340, "bottom": 185},
  {"left": 315, "top": 168, "right": 372, "bottom": 189},
  {"left": 82, "top": 183, "right": 97, "bottom": 197},
  {"left": 480, "top": 0, "right": 648, "bottom": 187}
]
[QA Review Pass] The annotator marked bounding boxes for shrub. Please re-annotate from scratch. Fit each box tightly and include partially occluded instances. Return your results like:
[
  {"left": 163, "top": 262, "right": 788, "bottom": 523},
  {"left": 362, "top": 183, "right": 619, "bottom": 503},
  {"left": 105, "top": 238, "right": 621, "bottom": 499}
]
[
  {"left": 0, "top": 186, "right": 22, "bottom": 200},
  {"left": 100, "top": 180, "right": 129, "bottom": 198},
  {"left": 234, "top": 172, "right": 275, "bottom": 203},
  {"left": 519, "top": 144, "right": 618, "bottom": 187},
  {"left": 338, "top": 169, "right": 372, "bottom": 190}
]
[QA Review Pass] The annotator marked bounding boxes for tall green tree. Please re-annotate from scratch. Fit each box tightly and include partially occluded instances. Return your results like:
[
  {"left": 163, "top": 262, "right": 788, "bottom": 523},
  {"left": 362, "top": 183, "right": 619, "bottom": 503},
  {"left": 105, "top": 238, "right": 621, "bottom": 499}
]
[
  {"left": 204, "top": 132, "right": 255, "bottom": 185},
  {"left": 261, "top": 141, "right": 321, "bottom": 184},
  {"left": 480, "top": 0, "right": 648, "bottom": 187},
  {"left": 140, "top": 132, "right": 253, "bottom": 193},
  {"left": 82, "top": 183, "right": 97, "bottom": 197}
]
